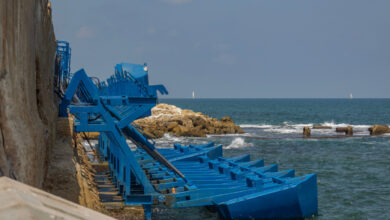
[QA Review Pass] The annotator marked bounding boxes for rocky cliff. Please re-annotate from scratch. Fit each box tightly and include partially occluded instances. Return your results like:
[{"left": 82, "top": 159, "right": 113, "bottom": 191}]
[
  {"left": 134, "top": 104, "right": 244, "bottom": 138},
  {"left": 0, "top": 0, "right": 57, "bottom": 187}
]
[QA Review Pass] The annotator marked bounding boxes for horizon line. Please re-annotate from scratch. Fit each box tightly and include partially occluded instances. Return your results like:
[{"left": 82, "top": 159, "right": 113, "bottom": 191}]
[{"left": 159, "top": 97, "right": 390, "bottom": 99}]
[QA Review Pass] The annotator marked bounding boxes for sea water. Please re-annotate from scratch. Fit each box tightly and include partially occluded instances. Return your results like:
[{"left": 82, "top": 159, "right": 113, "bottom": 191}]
[{"left": 152, "top": 98, "right": 390, "bottom": 220}]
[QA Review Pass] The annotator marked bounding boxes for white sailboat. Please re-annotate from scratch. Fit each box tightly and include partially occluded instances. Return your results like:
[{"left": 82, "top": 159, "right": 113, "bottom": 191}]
[
  {"left": 349, "top": 93, "right": 353, "bottom": 99},
  {"left": 192, "top": 91, "right": 195, "bottom": 99}
]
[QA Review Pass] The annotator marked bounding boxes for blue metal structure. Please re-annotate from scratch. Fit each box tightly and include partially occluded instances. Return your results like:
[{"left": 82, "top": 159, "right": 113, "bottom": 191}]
[
  {"left": 55, "top": 41, "right": 72, "bottom": 90},
  {"left": 58, "top": 42, "right": 318, "bottom": 219},
  {"left": 99, "top": 63, "right": 167, "bottom": 98}
]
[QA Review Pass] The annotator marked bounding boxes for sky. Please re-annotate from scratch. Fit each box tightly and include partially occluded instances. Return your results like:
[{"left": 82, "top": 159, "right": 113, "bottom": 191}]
[{"left": 51, "top": 0, "right": 390, "bottom": 98}]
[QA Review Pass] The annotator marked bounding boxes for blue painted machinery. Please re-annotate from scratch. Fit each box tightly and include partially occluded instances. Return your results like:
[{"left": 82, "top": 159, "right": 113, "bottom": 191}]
[
  {"left": 55, "top": 41, "right": 72, "bottom": 90},
  {"left": 58, "top": 42, "right": 318, "bottom": 219}
]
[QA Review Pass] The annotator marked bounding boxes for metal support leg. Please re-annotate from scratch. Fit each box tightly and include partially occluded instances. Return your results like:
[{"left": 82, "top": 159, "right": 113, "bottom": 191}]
[{"left": 143, "top": 205, "right": 152, "bottom": 220}]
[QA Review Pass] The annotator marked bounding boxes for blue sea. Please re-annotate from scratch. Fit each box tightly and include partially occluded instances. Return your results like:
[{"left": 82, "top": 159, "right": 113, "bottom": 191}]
[{"left": 153, "top": 98, "right": 390, "bottom": 220}]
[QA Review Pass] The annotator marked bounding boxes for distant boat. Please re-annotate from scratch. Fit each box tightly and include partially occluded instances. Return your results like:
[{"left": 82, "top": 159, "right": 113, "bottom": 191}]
[
  {"left": 192, "top": 91, "right": 195, "bottom": 99},
  {"left": 349, "top": 93, "right": 353, "bottom": 99}
]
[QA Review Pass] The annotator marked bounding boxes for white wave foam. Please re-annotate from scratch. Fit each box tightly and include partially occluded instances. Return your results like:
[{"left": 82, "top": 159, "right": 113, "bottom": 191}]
[
  {"left": 154, "top": 134, "right": 184, "bottom": 145},
  {"left": 240, "top": 121, "right": 374, "bottom": 135},
  {"left": 207, "top": 132, "right": 256, "bottom": 138},
  {"left": 225, "top": 137, "right": 254, "bottom": 149},
  {"left": 320, "top": 121, "right": 372, "bottom": 129},
  {"left": 320, "top": 121, "right": 348, "bottom": 127},
  {"left": 318, "top": 121, "right": 372, "bottom": 135},
  {"left": 152, "top": 134, "right": 209, "bottom": 148},
  {"left": 240, "top": 124, "right": 273, "bottom": 129},
  {"left": 264, "top": 122, "right": 312, "bottom": 134}
]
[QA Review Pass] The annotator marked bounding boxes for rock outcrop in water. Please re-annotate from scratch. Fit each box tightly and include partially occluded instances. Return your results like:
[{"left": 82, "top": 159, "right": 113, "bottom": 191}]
[
  {"left": 0, "top": 0, "right": 57, "bottom": 187},
  {"left": 134, "top": 104, "right": 244, "bottom": 138},
  {"left": 302, "top": 126, "right": 311, "bottom": 138},
  {"left": 336, "top": 126, "right": 353, "bottom": 136},
  {"left": 368, "top": 125, "right": 390, "bottom": 135}
]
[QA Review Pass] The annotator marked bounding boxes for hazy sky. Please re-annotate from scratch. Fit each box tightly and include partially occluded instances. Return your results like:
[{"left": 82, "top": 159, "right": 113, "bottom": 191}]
[{"left": 51, "top": 0, "right": 390, "bottom": 98}]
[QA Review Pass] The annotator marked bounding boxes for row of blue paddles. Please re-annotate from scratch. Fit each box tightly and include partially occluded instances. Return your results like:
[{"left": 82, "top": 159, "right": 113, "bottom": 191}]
[
  {"left": 135, "top": 142, "right": 295, "bottom": 193},
  {"left": 134, "top": 143, "right": 318, "bottom": 219}
]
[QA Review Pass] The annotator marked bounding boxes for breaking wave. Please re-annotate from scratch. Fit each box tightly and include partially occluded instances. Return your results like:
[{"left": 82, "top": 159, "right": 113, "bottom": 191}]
[
  {"left": 240, "top": 124, "right": 273, "bottom": 129},
  {"left": 206, "top": 132, "right": 255, "bottom": 138},
  {"left": 240, "top": 121, "right": 377, "bottom": 136},
  {"left": 153, "top": 134, "right": 185, "bottom": 147},
  {"left": 225, "top": 137, "right": 254, "bottom": 149},
  {"left": 153, "top": 134, "right": 209, "bottom": 148}
]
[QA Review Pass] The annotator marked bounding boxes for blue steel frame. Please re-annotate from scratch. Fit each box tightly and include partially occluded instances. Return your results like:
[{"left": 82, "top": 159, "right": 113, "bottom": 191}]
[
  {"left": 60, "top": 68, "right": 173, "bottom": 209},
  {"left": 57, "top": 41, "right": 318, "bottom": 220},
  {"left": 60, "top": 67, "right": 318, "bottom": 220},
  {"left": 56, "top": 41, "right": 71, "bottom": 88}
]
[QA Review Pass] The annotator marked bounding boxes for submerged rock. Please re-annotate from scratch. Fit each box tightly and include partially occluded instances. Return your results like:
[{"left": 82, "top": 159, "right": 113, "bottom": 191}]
[
  {"left": 134, "top": 104, "right": 244, "bottom": 138},
  {"left": 368, "top": 125, "right": 390, "bottom": 135},
  {"left": 312, "top": 125, "right": 332, "bottom": 129},
  {"left": 336, "top": 127, "right": 348, "bottom": 132},
  {"left": 303, "top": 126, "right": 311, "bottom": 138},
  {"left": 336, "top": 126, "right": 353, "bottom": 136},
  {"left": 346, "top": 126, "right": 353, "bottom": 136}
]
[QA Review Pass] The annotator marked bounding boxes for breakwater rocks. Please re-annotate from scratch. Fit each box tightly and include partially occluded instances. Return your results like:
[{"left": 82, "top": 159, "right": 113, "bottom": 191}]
[
  {"left": 134, "top": 104, "right": 244, "bottom": 138},
  {"left": 303, "top": 126, "right": 311, "bottom": 138},
  {"left": 369, "top": 125, "right": 390, "bottom": 135},
  {"left": 336, "top": 126, "right": 353, "bottom": 136},
  {"left": 303, "top": 124, "right": 390, "bottom": 137}
]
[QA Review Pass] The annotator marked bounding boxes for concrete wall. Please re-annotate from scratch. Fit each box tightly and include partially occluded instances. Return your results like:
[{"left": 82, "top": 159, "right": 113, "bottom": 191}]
[
  {"left": 0, "top": 177, "right": 114, "bottom": 220},
  {"left": 0, "top": 0, "right": 57, "bottom": 188}
]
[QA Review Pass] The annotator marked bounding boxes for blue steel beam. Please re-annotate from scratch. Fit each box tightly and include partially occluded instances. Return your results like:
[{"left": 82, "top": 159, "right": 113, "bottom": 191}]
[
  {"left": 56, "top": 41, "right": 72, "bottom": 89},
  {"left": 59, "top": 69, "right": 100, "bottom": 116},
  {"left": 60, "top": 69, "right": 158, "bottom": 198}
]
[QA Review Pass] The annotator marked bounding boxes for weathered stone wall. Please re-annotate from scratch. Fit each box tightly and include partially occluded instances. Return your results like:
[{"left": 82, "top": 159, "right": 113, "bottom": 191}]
[
  {"left": 0, "top": 0, "right": 57, "bottom": 187},
  {"left": 43, "top": 117, "right": 79, "bottom": 203}
]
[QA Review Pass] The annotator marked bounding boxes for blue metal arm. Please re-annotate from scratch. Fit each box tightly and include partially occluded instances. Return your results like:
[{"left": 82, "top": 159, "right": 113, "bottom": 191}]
[
  {"left": 150, "top": 85, "right": 168, "bottom": 95},
  {"left": 59, "top": 69, "right": 99, "bottom": 116}
]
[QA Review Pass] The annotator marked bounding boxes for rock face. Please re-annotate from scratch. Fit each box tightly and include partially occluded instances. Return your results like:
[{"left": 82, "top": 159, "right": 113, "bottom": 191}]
[
  {"left": 303, "top": 126, "right": 311, "bottom": 138},
  {"left": 336, "top": 127, "right": 348, "bottom": 133},
  {"left": 0, "top": 0, "right": 57, "bottom": 187},
  {"left": 346, "top": 126, "right": 353, "bottom": 136},
  {"left": 368, "top": 125, "right": 390, "bottom": 135},
  {"left": 134, "top": 104, "right": 244, "bottom": 138},
  {"left": 336, "top": 126, "right": 353, "bottom": 136},
  {"left": 43, "top": 118, "right": 79, "bottom": 204}
]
